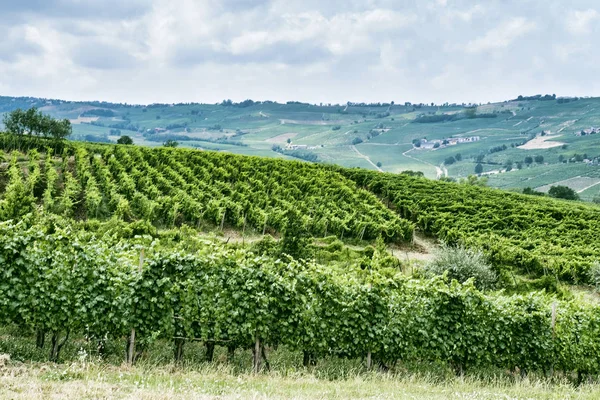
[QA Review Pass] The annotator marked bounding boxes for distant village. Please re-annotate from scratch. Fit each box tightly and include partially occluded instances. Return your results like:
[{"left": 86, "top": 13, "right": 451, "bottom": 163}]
[
  {"left": 574, "top": 127, "right": 600, "bottom": 136},
  {"left": 415, "top": 136, "right": 481, "bottom": 149}
]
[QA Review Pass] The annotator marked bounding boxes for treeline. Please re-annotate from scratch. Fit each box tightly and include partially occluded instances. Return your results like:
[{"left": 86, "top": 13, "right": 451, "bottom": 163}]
[
  {"left": 1, "top": 216, "right": 600, "bottom": 377},
  {"left": 272, "top": 145, "right": 319, "bottom": 162},
  {"left": 414, "top": 112, "right": 498, "bottom": 124}
]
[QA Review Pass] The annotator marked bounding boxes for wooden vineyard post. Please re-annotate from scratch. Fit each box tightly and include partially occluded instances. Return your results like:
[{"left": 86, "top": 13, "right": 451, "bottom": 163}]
[
  {"left": 550, "top": 301, "right": 557, "bottom": 376},
  {"left": 220, "top": 210, "right": 226, "bottom": 231},
  {"left": 128, "top": 249, "right": 144, "bottom": 365},
  {"left": 253, "top": 334, "right": 261, "bottom": 373}
]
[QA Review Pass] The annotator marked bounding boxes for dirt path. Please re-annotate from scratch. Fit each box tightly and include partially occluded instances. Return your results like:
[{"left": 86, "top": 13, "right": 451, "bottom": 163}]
[
  {"left": 352, "top": 145, "right": 382, "bottom": 171},
  {"left": 577, "top": 180, "right": 600, "bottom": 193},
  {"left": 402, "top": 147, "right": 439, "bottom": 177}
]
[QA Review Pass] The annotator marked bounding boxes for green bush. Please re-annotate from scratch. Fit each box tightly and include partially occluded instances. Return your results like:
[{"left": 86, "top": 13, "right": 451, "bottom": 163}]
[
  {"left": 424, "top": 244, "right": 497, "bottom": 290},
  {"left": 588, "top": 262, "right": 600, "bottom": 290}
]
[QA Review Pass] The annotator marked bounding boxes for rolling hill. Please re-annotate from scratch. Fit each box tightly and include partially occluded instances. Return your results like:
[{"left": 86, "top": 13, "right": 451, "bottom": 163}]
[{"left": 1, "top": 94, "right": 600, "bottom": 202}]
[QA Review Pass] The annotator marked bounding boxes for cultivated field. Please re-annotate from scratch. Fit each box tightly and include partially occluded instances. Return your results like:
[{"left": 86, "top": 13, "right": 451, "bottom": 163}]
[{"left": 2, "top": 95, "right": 600, "bottom": 198}]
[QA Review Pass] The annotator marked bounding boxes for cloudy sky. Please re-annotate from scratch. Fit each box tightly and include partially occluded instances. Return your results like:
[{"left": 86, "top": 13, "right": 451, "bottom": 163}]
[{"left": 1, "top": 0, "right": 599, "bottom": 105}]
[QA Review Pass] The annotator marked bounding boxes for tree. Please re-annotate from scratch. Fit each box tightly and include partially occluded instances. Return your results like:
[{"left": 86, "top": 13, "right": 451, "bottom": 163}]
[
  {"left": 2, "top": 108, "right": 71, "bottom": 141},
  {"left": 455, "top": 153, "right": 462, "bottom": 161},
  {"left": 444, "top": 156, "right": 456, "bottom": 165},
  {"left": 474, "top": 163, "right": 483, "bottom": 174},
  {"left": 462, "top": 174, "right": 487, "bottom": 187},
  {"left": 524, "top": 156, "right": 533, "bottom": 165},
  {"left": 548, "top": 185, "right": 579, "bottom": 201},
  {"left": 376, "top": 161, "right": 382, "bottom": 168},
  {"left": 516, "top": 162, "right": 523, "bottom": 170},
  {"left": 117, "top": 135, "right": 134, "bottom": 145},
  {"left": 558, "top": 155, "right": 565, "bottom": 163},
  {"left": 433, "top": 142, "right": 440, "bottom": 149},
  {"left": 164, "top": 140, "right": 179, "bottom": 148},
  {"left": 286, "top": 138, "right": 291, "bottom": 144},
  {"left": 534, "top": 155, "right": 544, "bottom": 164},
  {"left": 351, "top": 137, "right": 363, "bottom": 145},
  {"left": 464, "top": 106, "right": 477, "bottom": 119}
]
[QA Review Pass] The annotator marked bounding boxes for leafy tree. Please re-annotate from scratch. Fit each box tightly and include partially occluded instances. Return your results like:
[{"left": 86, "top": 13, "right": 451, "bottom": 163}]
[
  {"left": 117, "top": 135, "right": 134, "bottom": 145},
  {"left": 548, "top": 185, "right": 579, "bottom": 201},
  {"left": 455, "top": 153, "right": 462, "bottom": 161},
  {"left": 534, "top": 155, "right": 544, "bottom": 164},
  {"left": 461, "top": 175, "right": 487, "bottom": 187},
  {"left": 474, "top": 163, "right": 483, "bottom": 174},
  {"left": 351, "top": 137, "right": 363, "bottom": 145},
  {"left": 164, "top": 140, "right": 179, "bottom": 148},
  {"left": 376, "top": 161, "right": 382, "bottom": 168},
  {"left": 524, "top": 156, "right": 533, "bottom": 165},
  {"left": 401, "top": 170, "right": 424, "bottom": 177},
  {"left": 444, "top": 156, "right": 456, "bottom": 165},
  {"left": 433, "top": 142, "right": 440, "bottom": 149},
  {"left": 2, "top": 108, "right": 71, "bottom": 141}
]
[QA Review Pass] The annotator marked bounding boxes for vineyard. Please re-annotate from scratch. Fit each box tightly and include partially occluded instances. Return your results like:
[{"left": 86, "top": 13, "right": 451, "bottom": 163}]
[
  {"left": 1, "top": 137, "right": 600, "bottom": 379},
  {"left": 342, "top": 168, "right": 600, "bottom": 283},
  {"left": 1, "top": 216, "right": 600, "bottom": 376},
  {"left": 0, "top": 136, "right": 413, "bottom": 242}
]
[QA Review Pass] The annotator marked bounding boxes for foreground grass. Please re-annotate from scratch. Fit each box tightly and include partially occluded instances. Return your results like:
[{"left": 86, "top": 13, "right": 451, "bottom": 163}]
[
  {"left": 2, "top": 327, "right": 600, "bottom": 399},
  {"left": 2, "top": 362, "right": 600, "bottom": 399}
]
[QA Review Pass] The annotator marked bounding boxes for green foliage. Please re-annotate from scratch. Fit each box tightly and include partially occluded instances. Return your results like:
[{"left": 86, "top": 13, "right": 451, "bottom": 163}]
[
  {"left": 0, "top": 154, "right": 35, "bottom": 220},
  {"left": 588, "top": 262, "right": 600, "bottom": 290},
  {"left": 548, "top": 185, "right": 579, "bottom": 201},
  {"left": 3, "top": 108, "right": 71, "bottom": 141},
  {"left": 341, "top": 168, "right": 600, "bottom": 283},
  {"left": 279, "top": 210, "right": 311, "bottom": 260},
  {"left": 0, "top": 143, "right": 414, "bottom": 243},
  {"left": 424, "top": 244, "right": 497, "bottom": 290},
  {"left": 163, "top": 140, "right": 179, "bottom": 148},
  {"left": 117, "top": 136, "right": 134, "bottom": 145},
  {"left": 0, "top": 219, "right": 599, "bottom": 374}
]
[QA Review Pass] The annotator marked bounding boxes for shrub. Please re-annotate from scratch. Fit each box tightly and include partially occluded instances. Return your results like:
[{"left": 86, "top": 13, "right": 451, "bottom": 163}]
[
  {"left": 424, "top": 244, "right": 497, "bottom": 290},
  {"left": 588, "top": 262, "right": 600, "bottom": 289}
]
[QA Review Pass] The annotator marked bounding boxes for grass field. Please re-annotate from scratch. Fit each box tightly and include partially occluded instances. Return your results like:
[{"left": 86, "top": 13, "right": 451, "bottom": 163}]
[
  {"left": 3, "top": 363, "right": 600, "bottom": 399},
  {"left": 2, "top": 95, "right": 600, "bottom": 200}
]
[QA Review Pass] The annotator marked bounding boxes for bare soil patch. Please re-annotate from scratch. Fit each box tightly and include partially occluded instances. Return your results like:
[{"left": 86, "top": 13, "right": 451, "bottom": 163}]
[{"left": 518, "top": 135, "right": 565, "bottom": 150}]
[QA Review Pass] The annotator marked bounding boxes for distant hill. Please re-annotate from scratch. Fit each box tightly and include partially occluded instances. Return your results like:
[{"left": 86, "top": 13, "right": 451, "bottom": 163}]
[{"left": 1, "top": 94, "right": 599, "bottom": 201}]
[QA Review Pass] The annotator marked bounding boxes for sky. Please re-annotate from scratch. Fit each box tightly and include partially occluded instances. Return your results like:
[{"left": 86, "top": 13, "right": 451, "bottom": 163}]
[{"left": 1, "top": 0, "right": 599, "bottom": 105}]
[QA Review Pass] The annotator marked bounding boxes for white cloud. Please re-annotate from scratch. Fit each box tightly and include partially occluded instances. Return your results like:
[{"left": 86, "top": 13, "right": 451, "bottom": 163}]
[
  {"left": 565, "top": 9, "right": 599, "bottom": 34},
  {"left": 466, "top": 17, "right": 536, "bottom": 53},
  {"left": 0, "top": 0, "right": 599, "bottom": 105}
]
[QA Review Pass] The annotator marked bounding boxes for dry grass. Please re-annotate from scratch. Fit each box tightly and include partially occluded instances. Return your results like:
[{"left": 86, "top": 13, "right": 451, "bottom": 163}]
[{"left": 1, "top": 361, "right": 600, "bottom": 399}]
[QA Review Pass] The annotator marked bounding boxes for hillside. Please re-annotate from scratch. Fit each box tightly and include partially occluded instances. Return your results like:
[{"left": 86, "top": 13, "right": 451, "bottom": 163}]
[
  {"left": 1, "top": 95, "right": 600, "bottom": 202},
  {"left": 2, "top": 136, "right": 600, "bottom": 383}
]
